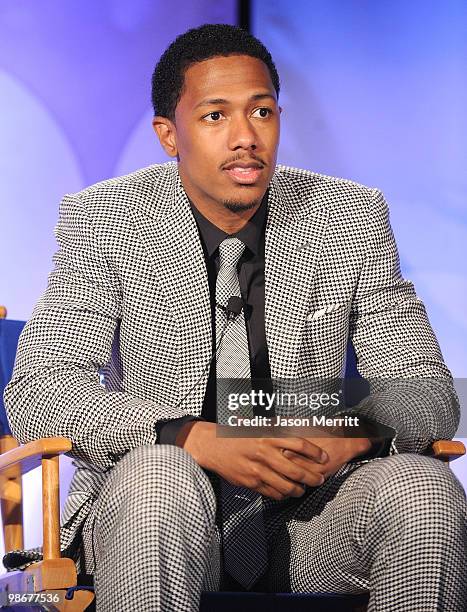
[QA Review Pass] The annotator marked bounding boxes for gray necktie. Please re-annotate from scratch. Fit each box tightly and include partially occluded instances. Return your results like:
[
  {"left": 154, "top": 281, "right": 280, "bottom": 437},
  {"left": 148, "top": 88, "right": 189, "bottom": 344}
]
[{"left": 215, "top": 237, "right": 268, "bottom": 589}]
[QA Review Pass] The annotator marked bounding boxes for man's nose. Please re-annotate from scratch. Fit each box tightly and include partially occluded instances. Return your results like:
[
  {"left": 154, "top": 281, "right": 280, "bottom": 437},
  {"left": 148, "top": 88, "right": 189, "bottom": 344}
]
[{"left": 228, "top": 115, "right": 257, "bottom": 150}]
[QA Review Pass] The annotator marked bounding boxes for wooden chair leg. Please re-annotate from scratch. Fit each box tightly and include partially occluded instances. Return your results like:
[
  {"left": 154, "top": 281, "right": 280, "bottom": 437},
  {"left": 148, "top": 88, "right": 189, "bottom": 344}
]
[
  {"left": 42, "top": 454, "right": 60, "bottom": 560},
  {"left": 0, "top": 435, "right": 23, "bottom": 551}
]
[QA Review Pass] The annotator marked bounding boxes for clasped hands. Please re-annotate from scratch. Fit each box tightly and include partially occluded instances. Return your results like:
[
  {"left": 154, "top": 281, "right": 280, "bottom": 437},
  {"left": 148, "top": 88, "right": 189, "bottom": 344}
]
[{"left": 178, "top": 421, "right": 373, "bottom": 501}]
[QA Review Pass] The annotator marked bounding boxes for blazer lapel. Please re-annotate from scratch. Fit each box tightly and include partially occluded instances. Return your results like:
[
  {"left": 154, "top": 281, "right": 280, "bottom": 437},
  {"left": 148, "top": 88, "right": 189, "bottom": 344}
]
[
  {"left": 265, "top": 173, "right": 329, "bottom": 378},
  {"left": 128, "top": 165, "right": 211, "bottom": 412}
]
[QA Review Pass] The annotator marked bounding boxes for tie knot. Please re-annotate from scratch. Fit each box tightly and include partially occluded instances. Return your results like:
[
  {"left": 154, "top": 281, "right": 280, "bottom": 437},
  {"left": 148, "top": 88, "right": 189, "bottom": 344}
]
[{"left": 219, "top": 238, "right": 246, "bottom": 269}]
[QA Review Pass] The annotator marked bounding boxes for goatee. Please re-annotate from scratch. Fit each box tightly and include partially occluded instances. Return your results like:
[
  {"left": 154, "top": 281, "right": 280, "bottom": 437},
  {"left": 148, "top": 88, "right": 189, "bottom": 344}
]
[{"left": 222, "top": 199, "right": 260, "bottom": 213}]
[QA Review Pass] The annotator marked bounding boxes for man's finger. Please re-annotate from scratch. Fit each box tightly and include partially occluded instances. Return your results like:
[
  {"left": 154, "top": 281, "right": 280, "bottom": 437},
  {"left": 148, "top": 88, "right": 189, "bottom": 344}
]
[
  {"left": 256, "top": 482, "right": 290, "bottom": 501},
  {"left": 271, "top": 436, "right": 328, "bottom": 463},
  {"left": 253, "top": 466, "right": 308, "bottom": 499},
  {"left": 266, "top": 449, "right": 326, "bottom": 488}
]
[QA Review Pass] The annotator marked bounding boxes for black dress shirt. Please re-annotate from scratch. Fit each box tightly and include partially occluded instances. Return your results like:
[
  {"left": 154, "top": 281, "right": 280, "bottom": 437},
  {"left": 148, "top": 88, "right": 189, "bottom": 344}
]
[{"left": 155, "top": 192, "right": 271, "bottom": 443}]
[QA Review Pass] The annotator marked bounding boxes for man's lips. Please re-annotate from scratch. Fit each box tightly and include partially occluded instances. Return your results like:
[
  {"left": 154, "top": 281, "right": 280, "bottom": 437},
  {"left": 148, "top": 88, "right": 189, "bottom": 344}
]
[{"left": 223, "top": 165, "right": 264, "bottom": 185}]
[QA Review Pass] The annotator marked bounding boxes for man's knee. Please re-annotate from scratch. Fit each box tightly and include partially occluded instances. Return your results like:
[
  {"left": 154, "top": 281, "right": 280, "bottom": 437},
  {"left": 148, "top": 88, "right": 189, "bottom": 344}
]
[
  {"left": 361, "top": 453, "right": 466, "bottom": 521},
  {"left": 97, "top": 444, "right": 216, "bottom": 519},
  {"left": 116, "top": 443, "right": 207, "bottom": 483}
]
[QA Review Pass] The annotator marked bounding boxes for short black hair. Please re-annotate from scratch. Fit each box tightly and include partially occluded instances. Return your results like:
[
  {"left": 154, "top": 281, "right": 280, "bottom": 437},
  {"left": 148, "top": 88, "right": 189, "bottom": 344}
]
[{"left": 151, "top": 23, "right": 280, "bottom": 120}]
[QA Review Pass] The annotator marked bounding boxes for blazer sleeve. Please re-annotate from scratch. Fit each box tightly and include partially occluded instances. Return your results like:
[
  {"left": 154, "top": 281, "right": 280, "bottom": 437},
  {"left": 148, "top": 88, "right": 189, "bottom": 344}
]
[
  {"left": 348, "top": 189, "right": 460, "bottom": 454},
  {"left": 4, "top": 194, "right": 193, "bottom": 471}
]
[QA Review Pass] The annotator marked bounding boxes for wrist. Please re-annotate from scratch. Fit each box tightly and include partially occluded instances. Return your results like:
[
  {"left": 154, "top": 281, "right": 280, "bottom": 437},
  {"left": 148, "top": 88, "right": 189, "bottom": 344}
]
[
  {"left": 176, "top": 421, "right": 216, "bottom": 468},
  {"left": 348, "top": 436, "right": 373, "bottom": 459}
]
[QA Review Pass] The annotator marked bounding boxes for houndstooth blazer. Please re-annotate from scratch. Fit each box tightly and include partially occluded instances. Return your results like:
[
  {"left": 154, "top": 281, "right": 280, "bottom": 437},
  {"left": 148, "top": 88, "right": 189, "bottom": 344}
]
[{"left": 4, "top": 161, "right": 459, "bottom": 559}]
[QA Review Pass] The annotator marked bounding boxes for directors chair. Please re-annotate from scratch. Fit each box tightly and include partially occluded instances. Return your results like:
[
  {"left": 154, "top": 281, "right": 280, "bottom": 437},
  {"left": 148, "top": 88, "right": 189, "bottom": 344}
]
[{"left": 0, "top": 306, "right": 464, "bottom": 611}]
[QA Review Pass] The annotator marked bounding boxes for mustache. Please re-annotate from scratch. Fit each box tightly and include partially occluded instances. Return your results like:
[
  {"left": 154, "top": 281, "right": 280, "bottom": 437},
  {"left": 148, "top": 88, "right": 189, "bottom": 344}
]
[{"left": 220, "top": 154, "right": 266, "bottom": 169}]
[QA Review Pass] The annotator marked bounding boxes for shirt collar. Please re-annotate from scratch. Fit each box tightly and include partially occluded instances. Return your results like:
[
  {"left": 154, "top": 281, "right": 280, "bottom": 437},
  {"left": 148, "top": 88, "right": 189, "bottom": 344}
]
[{"left": 190, "top": 191, "right": 268, "bottom": 258}]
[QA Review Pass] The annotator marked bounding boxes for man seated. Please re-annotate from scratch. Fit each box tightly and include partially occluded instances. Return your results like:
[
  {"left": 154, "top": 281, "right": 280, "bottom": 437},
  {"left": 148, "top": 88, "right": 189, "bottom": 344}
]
[{"left": 5, "top": 24, "right": 466, "bottom": 612}]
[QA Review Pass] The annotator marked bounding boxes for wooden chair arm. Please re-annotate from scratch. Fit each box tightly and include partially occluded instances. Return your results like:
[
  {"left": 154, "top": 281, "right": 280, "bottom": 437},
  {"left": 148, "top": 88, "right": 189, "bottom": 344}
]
[
  {"left": 0, "top": 437, "right": 71, "bottom": 561},
  {"left": 0, "top": 437, "right": 72, "bottom": 476},
  {"left": 429, "top": 440, "right": 466, "bottom": 462}
]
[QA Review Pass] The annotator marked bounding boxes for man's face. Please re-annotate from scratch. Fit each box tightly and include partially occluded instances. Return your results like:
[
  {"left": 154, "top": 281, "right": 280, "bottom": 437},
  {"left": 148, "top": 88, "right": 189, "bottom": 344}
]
[{"left": 154, "top": 54, "right": 280, "bottom": 214}]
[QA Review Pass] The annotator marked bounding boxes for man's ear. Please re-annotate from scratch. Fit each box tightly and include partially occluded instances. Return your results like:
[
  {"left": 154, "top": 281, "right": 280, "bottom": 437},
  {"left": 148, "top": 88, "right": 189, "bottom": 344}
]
[{"left": 152, "top": 116, "right": 178, "bottom": 157}]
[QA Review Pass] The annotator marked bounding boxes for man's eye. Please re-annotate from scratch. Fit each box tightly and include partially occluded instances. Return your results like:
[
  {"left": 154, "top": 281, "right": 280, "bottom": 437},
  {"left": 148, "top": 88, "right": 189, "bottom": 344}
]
[
  {"left": 252, "top": 108, "right": 272, "bottom": 118},
  {"left": 204, "top": 111, "right": 223, "bottom": 122}
]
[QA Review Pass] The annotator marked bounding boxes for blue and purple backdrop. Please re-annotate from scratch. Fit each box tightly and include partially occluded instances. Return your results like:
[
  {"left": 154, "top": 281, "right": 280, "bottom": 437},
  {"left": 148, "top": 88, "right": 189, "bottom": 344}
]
[{"left": 0, "top": 0, "right": 465, "bottom": 556}]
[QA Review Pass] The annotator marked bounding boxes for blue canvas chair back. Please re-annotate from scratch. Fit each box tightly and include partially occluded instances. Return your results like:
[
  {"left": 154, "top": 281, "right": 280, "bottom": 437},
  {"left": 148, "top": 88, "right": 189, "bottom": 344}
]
[{"left": 0, "top": 318, "right": 26, "bottom": 436}]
